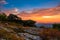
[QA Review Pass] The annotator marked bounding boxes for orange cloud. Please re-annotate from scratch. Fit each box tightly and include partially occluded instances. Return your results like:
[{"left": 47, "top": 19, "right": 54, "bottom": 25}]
[
  {"left": 18, "top": 7, "right": 60, "bottom": 23},
  {"left": 4, "top": 6, "right": 60, "bottom": 23}
]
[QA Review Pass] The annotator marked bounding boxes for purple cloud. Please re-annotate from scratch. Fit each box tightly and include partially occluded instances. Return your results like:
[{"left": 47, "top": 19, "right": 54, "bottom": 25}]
[{"left": 0, "top": 0, "right": 8, "bottom": 4}]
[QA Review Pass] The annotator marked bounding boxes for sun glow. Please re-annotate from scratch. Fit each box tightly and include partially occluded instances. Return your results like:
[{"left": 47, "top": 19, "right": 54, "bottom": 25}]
[
  {"left": 42, "top": 15, "right": 60, "bottom": 18},
  {"left": 42, "top": 16, "right": 52, "bottom": 18}
]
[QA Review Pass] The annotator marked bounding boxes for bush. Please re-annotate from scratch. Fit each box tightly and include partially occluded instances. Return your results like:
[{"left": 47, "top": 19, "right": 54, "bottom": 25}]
[{"left": 53, "top": 24, "right": 60, "bottom": 30}]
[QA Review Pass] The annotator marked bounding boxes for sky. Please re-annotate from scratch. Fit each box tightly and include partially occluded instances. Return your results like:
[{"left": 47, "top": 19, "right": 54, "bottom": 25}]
[
  {"left": 0, "top": 0, "right": 60, "bottom": 10},
  {"left": 0, "top": 0, "right": 60, "bottom": 23}
]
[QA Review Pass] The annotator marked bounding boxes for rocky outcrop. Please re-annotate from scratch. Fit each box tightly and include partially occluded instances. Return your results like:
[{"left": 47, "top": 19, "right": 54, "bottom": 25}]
[{"left": 0, "top": 22, "right": 60, "bottom": 40}]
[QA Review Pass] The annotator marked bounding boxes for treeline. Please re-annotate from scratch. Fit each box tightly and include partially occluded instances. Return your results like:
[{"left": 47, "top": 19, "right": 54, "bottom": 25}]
[
  {"left": 0, "top": 13, "right": 36, "bottom": 27},
  {"left": 0, "top": 13, "right": 60, "bottom": 30}
]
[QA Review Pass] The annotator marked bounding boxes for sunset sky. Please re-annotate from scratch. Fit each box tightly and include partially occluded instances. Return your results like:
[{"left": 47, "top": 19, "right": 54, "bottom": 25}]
[{"left": 0, "top": 0, "right": 60, "bottom": 23}]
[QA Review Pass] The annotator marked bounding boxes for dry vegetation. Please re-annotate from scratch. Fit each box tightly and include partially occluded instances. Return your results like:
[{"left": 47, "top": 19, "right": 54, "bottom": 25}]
[{"left": 0, "top": 22, "right": 60, "bottom": 40}]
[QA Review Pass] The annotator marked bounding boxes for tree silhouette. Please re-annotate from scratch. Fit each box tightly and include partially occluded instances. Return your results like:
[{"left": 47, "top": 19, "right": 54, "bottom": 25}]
[
  {"left": 7, "top": 14, "right": 23, "bottom": 24},
  {"left": 7, "top": 14, "right": 18, "bottom": 20},
  {"left": 0, "top": 13, "right": 7, "bottom": 21},
  {"left": 23, "top": 20, "right": 36, "bottom": 27},
  {"left": 53, "top": 24, "right": 60, "bottom": 30},
  {"left": 40, "top": 26, "right": 45, "bottom": 28},
  {"left": 0, "top": 13, "right": 36, "bottom": 27}
]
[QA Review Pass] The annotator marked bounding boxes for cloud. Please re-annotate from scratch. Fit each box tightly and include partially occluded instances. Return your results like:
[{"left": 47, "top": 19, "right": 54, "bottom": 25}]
[
  {"left": 17, "top": 6, "right": 60, "bottom": 23},
  {"left": 0, "top": 0, "right": 8, "bottom": 4},
  {"left": 4, "top": 6, "right": 60, "bottom": 23}
]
